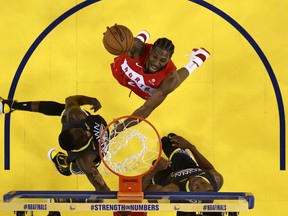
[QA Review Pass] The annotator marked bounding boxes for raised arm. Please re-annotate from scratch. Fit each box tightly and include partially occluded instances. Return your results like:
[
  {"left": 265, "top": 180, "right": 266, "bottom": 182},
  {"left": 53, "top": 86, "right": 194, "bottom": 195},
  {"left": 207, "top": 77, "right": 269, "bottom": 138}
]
[
  {"left": 129, "top": 30, "right": 150, "bottom": 59},
  {"left": 170, "top": 135, "right": 214, "bottom": 170},
  {"left": 142, "top": 157, "right": 171, "bottom": 191},
  {"left": 113, "top": 72, "right": 178, "bottom": 132},
  {"left": 76, "top": 154, "right": 110, "bottom": 191},
  {"left": 65, "top": 95, "right": 101, "bottom": 121},
  {"left": 142, "top": 157, "right": 180, "bottom": 193},
  {"left": 132, "top": 48, "right": 210, "bottom": 118},
  {"left": 114, "top": 48, "right": 210, "bottom": 132}
]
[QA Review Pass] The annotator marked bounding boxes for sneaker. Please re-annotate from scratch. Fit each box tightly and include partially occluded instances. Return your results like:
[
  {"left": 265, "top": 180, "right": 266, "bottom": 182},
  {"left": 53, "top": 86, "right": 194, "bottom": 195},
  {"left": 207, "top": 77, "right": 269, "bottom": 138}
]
[
  {"left": 48, "top": 148, "right": 72, "bottom": 176},
  {"left": 0, "top": 97, "right": 15, "bottom": 115}
]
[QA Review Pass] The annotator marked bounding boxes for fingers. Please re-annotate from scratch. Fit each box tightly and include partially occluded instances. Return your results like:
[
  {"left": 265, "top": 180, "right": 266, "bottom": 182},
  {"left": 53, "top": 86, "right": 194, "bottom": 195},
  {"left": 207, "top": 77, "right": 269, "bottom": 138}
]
[
  {"left": 170, "top": 136, "right": 181, "bottom": 146},
  {"left": 170, "top": 136, "right": 188, "bottom": 148},
  {"left": 113, "top": 119, "right": 120, "bottom": 127},
  {"left": 91, "top": 104, "right": 101, "bottom": 112},
  {"left": 90, "top": 98, "right": 101, "bottom": 112},
  {"left": 157, "top": 157, "right": 171, "bottom": 169},
  {"left": 110, "top": 119, "right": 123, "bottom": 139}
]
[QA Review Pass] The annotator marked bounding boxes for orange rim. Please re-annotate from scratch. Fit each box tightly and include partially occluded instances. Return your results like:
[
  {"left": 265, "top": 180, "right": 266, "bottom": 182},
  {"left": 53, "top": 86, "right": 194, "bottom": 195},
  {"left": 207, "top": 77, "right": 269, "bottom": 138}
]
[{"left": 99, "top": 115, "right": 162, "bottom": 179}]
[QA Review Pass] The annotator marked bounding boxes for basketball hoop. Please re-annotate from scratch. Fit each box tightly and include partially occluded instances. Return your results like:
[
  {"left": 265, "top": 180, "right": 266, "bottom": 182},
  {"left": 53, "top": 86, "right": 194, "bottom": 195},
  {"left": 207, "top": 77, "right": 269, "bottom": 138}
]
[{"left": 99, "top": 116, "right": 162, "bottom": 216}]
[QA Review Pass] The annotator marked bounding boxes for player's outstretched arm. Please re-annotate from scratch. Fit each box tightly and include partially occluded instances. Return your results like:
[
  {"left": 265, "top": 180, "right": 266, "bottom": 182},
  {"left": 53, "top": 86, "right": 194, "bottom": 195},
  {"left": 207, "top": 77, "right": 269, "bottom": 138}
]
[
  {"left": 113, "top": 48, "right": 210, "bottom": 133},
  {"left": 91, "top": 167, "right": 110, "bottom": 191},
  {"left": 170, "top": 135, "right": 214, "bottom": 170},
  {"left": 142, "top": 157, "right": 180, "bottom": 193},
  {"left": 112, "top": 88, "right": 169, "bottom": 133},
  {"left": 77, "top": 155, "right": 110, "bottom": 191},
  {"left": 142, "top": 157, "right": 170, "bottom": 191},
  {"left": 128, "top": 48, "right": 210, "bottom": 122}
]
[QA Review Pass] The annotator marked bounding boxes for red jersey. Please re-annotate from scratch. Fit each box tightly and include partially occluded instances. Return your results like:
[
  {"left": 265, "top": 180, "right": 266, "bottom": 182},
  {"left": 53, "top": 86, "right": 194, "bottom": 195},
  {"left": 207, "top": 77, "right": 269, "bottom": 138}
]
[{"left": 110, "top": 44, "right": 177, "bottom": 100}]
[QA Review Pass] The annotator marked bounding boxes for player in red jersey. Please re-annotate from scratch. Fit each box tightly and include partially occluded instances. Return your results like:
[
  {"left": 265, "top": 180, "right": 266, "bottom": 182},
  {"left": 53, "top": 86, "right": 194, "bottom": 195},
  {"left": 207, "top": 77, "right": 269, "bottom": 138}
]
[
  {"left": 109, "top": 30, "right": 210, "bottom": 131},
  {"left": 111, "top": 42, "right": 177, "bottom": 100}
]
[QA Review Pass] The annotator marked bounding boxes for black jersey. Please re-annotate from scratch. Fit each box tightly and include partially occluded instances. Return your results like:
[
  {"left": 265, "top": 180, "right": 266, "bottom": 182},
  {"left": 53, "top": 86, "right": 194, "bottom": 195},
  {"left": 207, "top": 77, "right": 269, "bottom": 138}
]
[
  {"left": 170, "top": 168, "right": 218, "bottom": 192},
  {"left": 61, "top": 113, "right": 109, "bottom": 163},
  {"left": 152, "top": 167, "right": 218, "bottom": 192},
  {"left": 152, "top": 147, "right": 218, "bottom": 192},
  {"left": 154, "top": 136, "right": 218, "bottom": 205}
]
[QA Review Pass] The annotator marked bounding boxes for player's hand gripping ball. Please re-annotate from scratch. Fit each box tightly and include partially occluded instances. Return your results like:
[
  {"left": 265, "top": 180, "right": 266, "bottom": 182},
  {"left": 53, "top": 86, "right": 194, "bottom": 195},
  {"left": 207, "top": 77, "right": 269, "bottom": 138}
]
[{"left": 103, "top": 24, "right": 134, "bottom": 55}]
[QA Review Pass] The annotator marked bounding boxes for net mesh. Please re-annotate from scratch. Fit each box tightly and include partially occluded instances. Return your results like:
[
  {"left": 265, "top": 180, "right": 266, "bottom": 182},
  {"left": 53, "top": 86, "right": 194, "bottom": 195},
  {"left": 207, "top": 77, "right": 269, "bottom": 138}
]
[{"left": 100, "top": 117, "right": 161, "bottom": 177}]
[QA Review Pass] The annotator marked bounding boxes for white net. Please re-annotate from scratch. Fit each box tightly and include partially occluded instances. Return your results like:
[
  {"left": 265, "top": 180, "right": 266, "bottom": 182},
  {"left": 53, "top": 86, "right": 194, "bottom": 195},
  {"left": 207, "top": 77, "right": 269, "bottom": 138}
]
[{"left": 100, "top": 116, "right": 161, "bottom": 177}]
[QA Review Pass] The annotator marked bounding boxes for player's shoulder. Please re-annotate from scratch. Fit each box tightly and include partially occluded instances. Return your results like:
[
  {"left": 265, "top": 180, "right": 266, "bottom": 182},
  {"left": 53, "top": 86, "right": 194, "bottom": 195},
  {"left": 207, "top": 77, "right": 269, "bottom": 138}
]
[
  {"left": 209, "top": 169, "right": 224, "bottom": 190},
  {"left": 65, "top": 106, "right": 86, "bottom": 121},
  {"left": 87, "top": 114, "right": 107, "bottom": 124},
  {"left": 209, "top": 169, "right": 223, "bottom": 181}
]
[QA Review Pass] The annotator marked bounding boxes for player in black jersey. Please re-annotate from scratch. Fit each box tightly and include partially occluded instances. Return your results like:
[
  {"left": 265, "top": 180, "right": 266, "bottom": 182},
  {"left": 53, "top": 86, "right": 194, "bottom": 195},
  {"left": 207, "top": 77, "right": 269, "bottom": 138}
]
[
  {"left": 1, "top": 95, "right": 110, "bottom": 216},
  {"left": 56, "top": 95, "right": 110, "bottom": 190},
  {"left": 142, "top": 133, "right": 223, "bottom": 216},
  {"left": 0, "top": 95, "right": 110, "bottom": 190},
  {"left": 143, "top": 133, "right": 223, "bottom": 192}
]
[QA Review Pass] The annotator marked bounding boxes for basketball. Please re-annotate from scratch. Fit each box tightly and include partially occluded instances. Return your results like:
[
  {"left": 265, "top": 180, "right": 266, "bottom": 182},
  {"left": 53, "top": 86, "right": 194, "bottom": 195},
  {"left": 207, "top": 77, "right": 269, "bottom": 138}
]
[{"left": 103, "top": 24, "right": 134, "bottom": 55}]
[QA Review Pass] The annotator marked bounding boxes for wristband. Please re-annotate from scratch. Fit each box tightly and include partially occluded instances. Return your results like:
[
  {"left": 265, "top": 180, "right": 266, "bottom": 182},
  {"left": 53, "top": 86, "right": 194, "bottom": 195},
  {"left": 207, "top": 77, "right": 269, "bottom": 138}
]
[
  {"left": 183, "top": 48, "right": 210, "bottom": 75},
  {"left": 183, "top": 62, "right": 198, "bottom": 75},
  {"left": 136, "top": 30, "right": 150, "bottom": 43}
]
